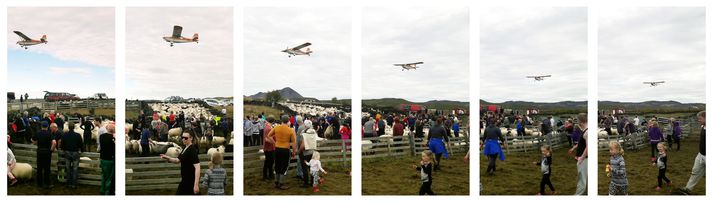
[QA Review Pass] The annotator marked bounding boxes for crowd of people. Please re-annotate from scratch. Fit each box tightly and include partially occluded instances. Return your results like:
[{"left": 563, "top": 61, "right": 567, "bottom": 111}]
[
  {"left": 245, "top": 111, "right": 351, "bottom": 193},
  {"left": 481, "top": 112, "right": 589, "bottom": 195},
  {"left": 6, "top": 110, "right": 116, "bottom": 195},
  {"left": 604, "top": 111, "right": 706, "bottom": 195},
  {"left": 127, "top": 108, "right": 233, "bottom": 157},
  {"left": 361, "top": 111, "right": 465, "bottom": 195},
  {"left": 128, "top": 103, "right": 232, "bottom": 195}
]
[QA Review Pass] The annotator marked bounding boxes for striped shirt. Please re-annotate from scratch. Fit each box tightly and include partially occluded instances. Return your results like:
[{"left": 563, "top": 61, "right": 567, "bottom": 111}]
[{"left": 200, "top": 167, "right": 227, "bottom": 195}]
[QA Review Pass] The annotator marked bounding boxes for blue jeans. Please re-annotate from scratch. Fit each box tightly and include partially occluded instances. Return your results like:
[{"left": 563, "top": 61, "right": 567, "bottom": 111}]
[{"left": 65, "top": 151, "right": 80, "bottom": 187}]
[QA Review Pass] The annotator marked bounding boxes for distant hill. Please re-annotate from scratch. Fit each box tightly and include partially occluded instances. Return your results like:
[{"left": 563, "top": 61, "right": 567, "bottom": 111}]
[
  {"left": 480, "top": 100, "right": 587, "bottom": 115},
  {"left": 478, "top": 100, "right": 704, "bottom": 114},
  {"left": 247, "top": 87, "right": 304, "bottom": 100},
  {"left": 599, "top": 100, "right": 704, "bottom": 113}
]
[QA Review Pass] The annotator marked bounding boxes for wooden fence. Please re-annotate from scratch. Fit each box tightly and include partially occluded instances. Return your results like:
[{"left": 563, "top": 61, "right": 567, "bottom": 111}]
[
  {"left": 362, "top": 134, "right": 470, "bottom": 158},
  {"left": 125, "top": 153, "right": 234, "bottom": 191},
  {"left": 598, "top": 120, "right": 697, "bottom": 151},
  {"left": 8, "top": 100, "right": 115, "bottom": 111},
  {"left": 494, "top": 131, "right": 571, "bottom": 154},
  {"left": 243, "top": 139, "right": 352, "bottom": 176},
  {"left": 10, "top": 143, "right": 103, "bottom": 186}
]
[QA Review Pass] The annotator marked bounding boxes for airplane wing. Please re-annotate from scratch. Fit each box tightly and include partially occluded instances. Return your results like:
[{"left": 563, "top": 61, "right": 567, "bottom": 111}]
[
  {"left": 542, "top": 75, "right": 552, "bottom": 77},
  {"left": 292, "top": 42, "right": 312, "bottom": 50},
  {"left": 643, "top": 82, "right": 652, "bottom": 84},
  {"left": 394, "top": 64, "right": 404, "bottom": 66},
  {"left": 13, "top": 31, "right": 32, "bottom": 41},
  {"left": 408, "top": 62, "right": 424, "bottom": 65},
  {"left": 526, "top": 76, "right": 536, "bottom": 78},
  {"left": 172, "top": 25, "right": 183, "bottom": 38},
  {"left": 657, "top": 81, "right": 665, "bottom": 83}
]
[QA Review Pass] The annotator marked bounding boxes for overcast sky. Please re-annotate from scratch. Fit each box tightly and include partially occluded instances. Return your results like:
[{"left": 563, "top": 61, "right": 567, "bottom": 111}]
[
  {"left": 481, "top": 7, "right": 588, "bottom": 103},
  {"left": 7, "top": 7, "right": 115, "bottom": 98},
  {"left": 599, "top": 7, "right": 705, "bottom": 103},
  {"left": 362, "top": 7, "right": 469, "bottom": 102},
  {"left": 244, "top": 7, "right": 351, "bottom": 100},
  {"left": 126, "top": 7, "right": 233, "bottom": 100}
]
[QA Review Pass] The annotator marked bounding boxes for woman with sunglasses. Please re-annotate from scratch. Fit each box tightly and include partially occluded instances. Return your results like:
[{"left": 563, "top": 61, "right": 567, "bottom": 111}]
[{"left": 161, "top": 132, "right": 201, "bottom": 195}]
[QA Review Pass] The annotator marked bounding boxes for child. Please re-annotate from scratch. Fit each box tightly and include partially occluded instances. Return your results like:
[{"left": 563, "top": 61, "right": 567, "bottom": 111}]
[
  {"left": 533, "top": 145, "right": 555, "bottom": 195},
  {"left": 414, "top": 150, "right": 436, "bottom": 195},
  {"left": 606, "top": 141, "right": 628, "bottom": 195},
  {"left": 201, "top": 152, "right": 227, "bottom": 195},
  {"left": 654, "top": 142, "right": 672, "bottom": 191},
  {"left": 305, "top": 151, "right": 327, "bottom": 192}
]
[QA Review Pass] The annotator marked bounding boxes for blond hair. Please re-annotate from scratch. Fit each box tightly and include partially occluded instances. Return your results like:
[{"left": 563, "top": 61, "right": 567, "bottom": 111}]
[
  {"left": 656, "top": 142, "right": 667, "bottom": 153},
  {"left": 609, "top": 141, "right": 624, "bottom": 155},
  {"left": 312, "top": 151, "right": 321, "bottom": 161},
  {"left": 209, "top": 152, "right": 223, "bottom": 169},
  {"left": 422, "top": 150, "right": 436, "bottom": 164}
]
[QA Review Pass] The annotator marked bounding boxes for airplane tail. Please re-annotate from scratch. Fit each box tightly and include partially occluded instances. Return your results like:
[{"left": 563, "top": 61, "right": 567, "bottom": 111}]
[
  {"left": 41, "top": 35, "right": 47, "bottom": 43},
  {"left": 192, "top": 33, "right": 199, "bottom": 42}
]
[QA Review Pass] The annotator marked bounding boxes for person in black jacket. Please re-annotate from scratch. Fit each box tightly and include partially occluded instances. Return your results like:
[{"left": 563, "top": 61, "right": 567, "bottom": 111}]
[
  {"left": 99, "top": 124, "right": 115, "bottom": 195},
  {"left": 80, "top": 117, "right": 95, "bottom": 152},
  {"left": 32, "top": 121, "right": 55, "bottom": 188},
  {"left": 60, "top": 122, "right": 83, "bottom": 189},
  {"left": 534, "top": 145, "right": 555, "bottom": 195},
  {"left": 415, "top": 150, "right": 436, "bottom": 195}
]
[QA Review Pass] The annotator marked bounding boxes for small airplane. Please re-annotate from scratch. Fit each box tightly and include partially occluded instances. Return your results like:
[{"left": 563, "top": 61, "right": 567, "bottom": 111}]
[
  {"left": 13, "top": 31, "right": 47, "bottom": 49},
  {"left": 526, "top": 75, "right": 551, "bottom": 81},
  {"left": 643, "top": 81, "right": 665, "bottom": 87},
  {"left": 394, "top": 62, "right": 424, "bottom": 71},
  {"left": 282, "top": 42, "right": 312, "bottom": 57},
  {"left": 162, "top": 25, "right": 198, "bottom": 47}
]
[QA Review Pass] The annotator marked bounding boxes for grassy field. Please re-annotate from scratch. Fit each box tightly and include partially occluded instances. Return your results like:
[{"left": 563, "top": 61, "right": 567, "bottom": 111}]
[
  {"left": 244, "top": 162, "right": 351, "bottom": 195},
  {"left": 8, "top": 178, "right": 105, "bottom": 195},
  {"left": 480, "top": 147, "right": 580, "bottom": 195},
  {"left": 244, "top": 104, "right": 284, "bottom": 118},
  {"left": 363, "top": 153, "right": 469, "bottom": 195},
  {"left": 598, "top": 136, "right": 706, "bottom": 195},
  {"left": 127, "top": 185, "right": 234, "bottom": 195}
]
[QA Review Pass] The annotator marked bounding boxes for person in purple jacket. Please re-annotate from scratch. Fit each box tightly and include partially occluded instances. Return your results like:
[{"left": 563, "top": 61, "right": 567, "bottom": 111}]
[
  {"left": 670, "top": 119, "right": 683, "bottom": 151},
  {"left": 648, "top": 121, "right": 664, "bottom": 162}
]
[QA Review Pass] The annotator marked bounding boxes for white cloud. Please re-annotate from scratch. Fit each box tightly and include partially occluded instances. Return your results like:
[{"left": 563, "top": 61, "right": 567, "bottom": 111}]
[
  {"left": 48, "top": 66, "right": 92, "bottom": 77},
  {"left": 361, "top": 7, "right": 469, "bottom": 102},
  {"left": 126, "top": 7, "right": 233, "bottom": 100},
  {"left": 243, "top": 7, "right": 352, "bottom": 100},
  {"left": 480, "top": 7, "right": 588, "bottom": 103},
  {"left": 7, "top": 7, "right": 115, "bottom": 68},
  {"left": 599, "top": 7, "right": 705, "bottom": 103}
]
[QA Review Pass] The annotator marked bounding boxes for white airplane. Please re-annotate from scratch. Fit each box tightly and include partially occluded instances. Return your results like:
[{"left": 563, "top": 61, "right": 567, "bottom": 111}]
[
  {"left": 643, "top": 81, "right": 665, "bottom": 87},
  {"left": 13, "top": 31, "right": 47, "bottom": 49},
  {"left": 282, "top": 42, "right": 312, "bottom": 57},
  {"left": 526, "top": 75, "right": 551, "bottom": 81},
  {"left": 394, "top": 62, "right": 424, "bottom": 71},
  {"left": 163, "top": 25, "right": 198, "bottom": 47}
]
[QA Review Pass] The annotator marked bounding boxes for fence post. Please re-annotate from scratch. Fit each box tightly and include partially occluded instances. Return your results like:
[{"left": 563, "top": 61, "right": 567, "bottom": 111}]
[
  {"left": 408, "top": 132, "right": 416, "bottom": 156},
  {"left": 387, "top": 136, "right": 392, "bottom": 157},
  {"left": 342, "top": 140, "right": 346, "bottom": 168}
]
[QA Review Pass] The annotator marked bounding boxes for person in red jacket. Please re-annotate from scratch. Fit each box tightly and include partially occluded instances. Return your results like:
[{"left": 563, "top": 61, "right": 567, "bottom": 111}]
[{"left": 393, "top": 119, "right": 405, "bottom": 136}]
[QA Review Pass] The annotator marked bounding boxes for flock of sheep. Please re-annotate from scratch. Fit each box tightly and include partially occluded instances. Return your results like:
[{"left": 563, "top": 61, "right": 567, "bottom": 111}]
[
  {"left": 281, "top": 102, "right": 349, "bottom": 117},
  {"left": 125, "top": 102, "right": 233, "bottom": 157}
]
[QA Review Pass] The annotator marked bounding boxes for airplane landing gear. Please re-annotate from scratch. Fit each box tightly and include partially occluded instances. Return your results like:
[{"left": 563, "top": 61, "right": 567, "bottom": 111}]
[
  {"left": 170, "top": 43, "right": 174, "bottom": 47},
  {"left": 24, "top": 47, "right": 27, "bottom": 50}
]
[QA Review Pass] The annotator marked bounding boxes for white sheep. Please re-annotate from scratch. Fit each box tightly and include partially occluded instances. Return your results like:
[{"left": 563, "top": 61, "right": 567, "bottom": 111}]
[
  {"left": 165, "top": 147, "right": 182, "bottom": 158},
  {"left": 168, "top": 128, "right": 183, "bottom": 137},
  {"left": 78, "top": 157, "right": 94, "bottom": 168},
  {"left": 212, "top": 136, "right": 226, "bottom": 147},
  {"left": 362, "top": 140, "right": 374, "bottom": 153},
  {"left": 11, "top": 163, "right": 33, "bottom": 181}
]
